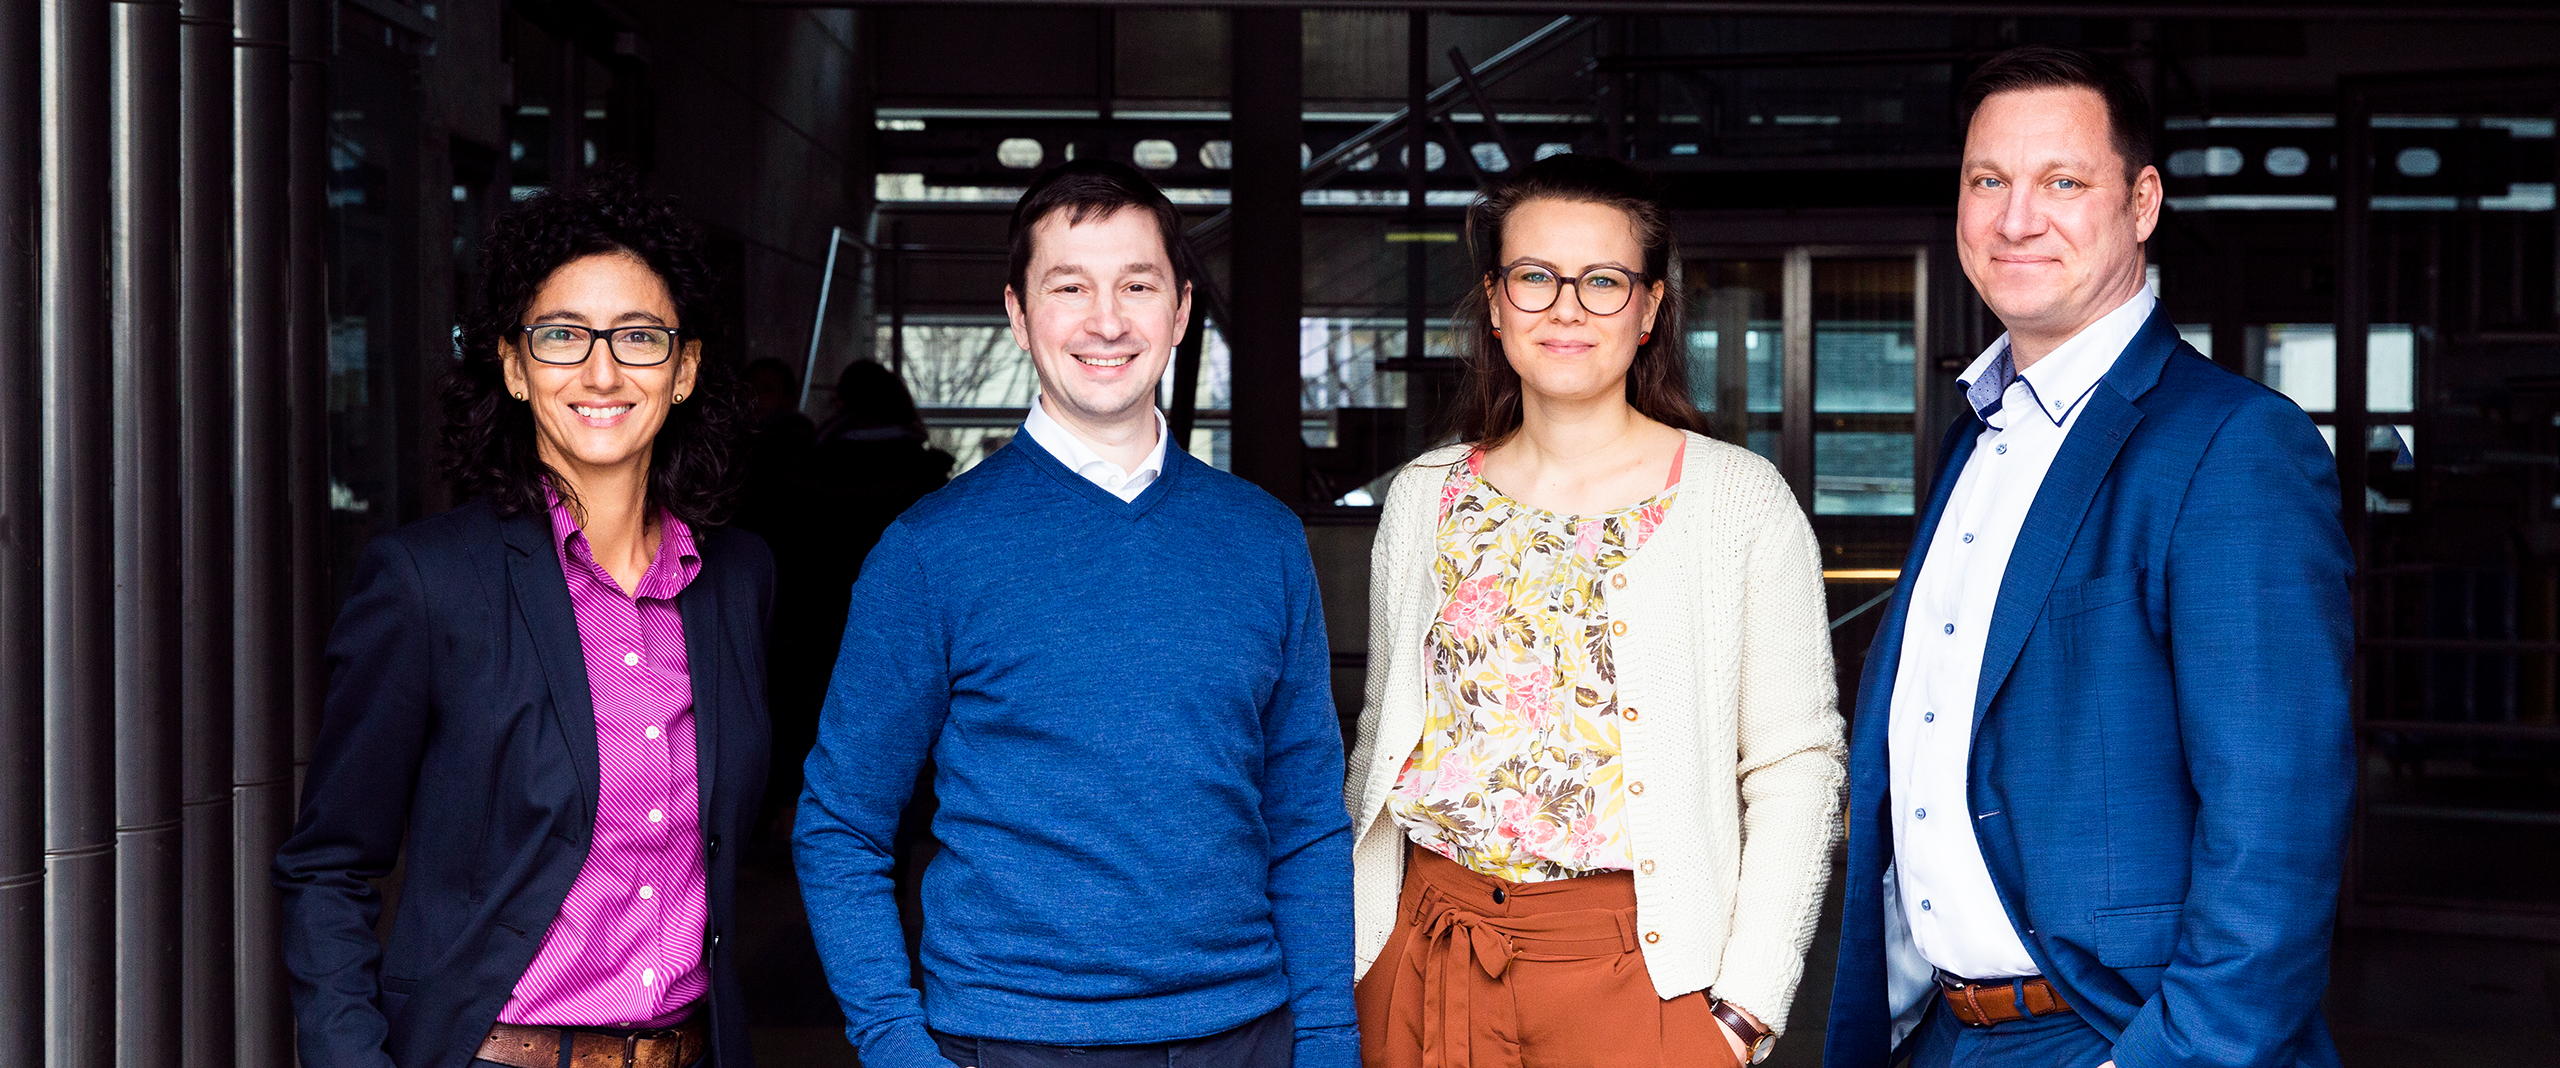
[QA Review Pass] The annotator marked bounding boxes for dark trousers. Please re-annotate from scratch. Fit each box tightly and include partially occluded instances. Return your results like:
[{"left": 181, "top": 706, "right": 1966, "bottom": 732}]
[
  {"left": 1905, "top": 996, "right": 2111, "bottom": 1068},
  {"left": 931, "top": 1005, "right": 1293, "bottom": 1068}
]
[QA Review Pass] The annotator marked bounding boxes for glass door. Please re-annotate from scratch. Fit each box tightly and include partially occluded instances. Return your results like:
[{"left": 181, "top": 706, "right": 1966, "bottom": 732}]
[
  {"left": 1688, "top": 246, "right": 1928, "bottom": 571},
  {"left": 2333, "top": 72, "right": 2560, "bottom": 937}
]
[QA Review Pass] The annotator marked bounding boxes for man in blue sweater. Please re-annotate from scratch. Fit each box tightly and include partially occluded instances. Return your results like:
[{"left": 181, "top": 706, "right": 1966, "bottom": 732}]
[{"left": 794, "top": 159, "right": 1357, "bottom": 1068}]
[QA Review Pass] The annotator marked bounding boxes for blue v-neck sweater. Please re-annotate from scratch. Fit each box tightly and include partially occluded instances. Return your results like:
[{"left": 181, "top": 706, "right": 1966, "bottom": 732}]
[{"left": 795, "top": 437, "right": 1356, "bottom": 1068}]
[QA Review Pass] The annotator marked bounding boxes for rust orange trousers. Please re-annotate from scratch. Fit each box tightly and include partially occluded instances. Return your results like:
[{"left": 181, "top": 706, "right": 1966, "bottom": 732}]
[{"left": 1356, "top": 847, "right": 1738, "bottom": 1068}]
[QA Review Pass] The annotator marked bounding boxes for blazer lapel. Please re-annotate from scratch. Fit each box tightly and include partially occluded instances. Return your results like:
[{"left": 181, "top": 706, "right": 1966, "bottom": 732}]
[
  {"left": 1968, "top": 312, "right": 2174, "bottom": 732},
  {"left": 678, "top": 548, "right": 723, "bottom": 833},
  {"left": 502, "top": 511, "right": 604, "bottom": 834}
]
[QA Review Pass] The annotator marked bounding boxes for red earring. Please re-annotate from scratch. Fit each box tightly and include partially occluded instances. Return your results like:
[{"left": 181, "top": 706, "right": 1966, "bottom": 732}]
[
  {"left": 1490, "top": 324, "right": 1502, "bottom": 335},
  {"left": 1639, "top": 331, "right": 1651, "bottom": 345}
]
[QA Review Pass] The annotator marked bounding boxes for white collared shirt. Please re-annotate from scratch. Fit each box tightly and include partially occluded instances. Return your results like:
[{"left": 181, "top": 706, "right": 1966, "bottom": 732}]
[
  {"left": 1020, "top": 395, "right": 1171, "bottom": 503},
  {"left": 1882, "top": 288, "right": 2156, "bottom": 1024}
]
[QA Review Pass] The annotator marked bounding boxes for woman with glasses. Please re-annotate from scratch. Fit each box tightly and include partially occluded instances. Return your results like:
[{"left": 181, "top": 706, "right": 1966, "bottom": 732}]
[
  {"left": 277, "top": 175, "right": 768, "bottom": 1068},
  {"left": 1346, "top": 154, "right": 1844, "bottom": 1067}
]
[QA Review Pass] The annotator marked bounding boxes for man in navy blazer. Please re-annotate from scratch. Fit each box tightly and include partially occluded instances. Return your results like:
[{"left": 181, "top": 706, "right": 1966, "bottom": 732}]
[{"left": 1823, "top": 47, "right": 2354, "bottom": 1068}]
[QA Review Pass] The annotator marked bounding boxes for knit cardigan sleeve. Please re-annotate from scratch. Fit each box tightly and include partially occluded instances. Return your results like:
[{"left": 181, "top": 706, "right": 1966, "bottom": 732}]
[{"left": 1710, "top": 463, "right": 1848, "bottom": 1033}]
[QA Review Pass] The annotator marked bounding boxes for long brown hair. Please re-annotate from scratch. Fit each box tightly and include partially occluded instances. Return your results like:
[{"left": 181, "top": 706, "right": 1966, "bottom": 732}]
[{"left": 1446, "top": 154, "right": 1708, "bottom": 449}]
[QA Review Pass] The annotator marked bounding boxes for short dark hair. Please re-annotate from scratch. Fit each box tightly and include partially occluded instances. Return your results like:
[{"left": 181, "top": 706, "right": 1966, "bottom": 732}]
[
  {"left": 1006, "top": 159, "right": 1195, "bottom": 301},
  {"left": 1961, "top": 46, "right": 2154, "bottom": 179},
  {"left": 441, "top": 170, "right": 748, "bottom": 526},
  {"left": 1448, "top": 154, "right": 1708, "bottom": 449}
]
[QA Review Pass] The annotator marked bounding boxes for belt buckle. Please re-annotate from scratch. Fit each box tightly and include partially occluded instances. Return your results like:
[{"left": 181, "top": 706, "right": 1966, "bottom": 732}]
[{"left": 621, "top": 1026, "right": 676, "bottom": 1068}]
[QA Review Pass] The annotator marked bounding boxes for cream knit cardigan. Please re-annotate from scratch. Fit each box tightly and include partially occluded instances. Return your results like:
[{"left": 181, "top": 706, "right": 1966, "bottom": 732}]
[{"left": 1346, "top": 431, "right": 1846, "bottom": 1040}]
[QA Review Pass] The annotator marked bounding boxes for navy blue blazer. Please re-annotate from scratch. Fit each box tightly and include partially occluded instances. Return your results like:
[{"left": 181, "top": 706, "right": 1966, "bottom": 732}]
[
  {"left": 1822, "top": 311, "right": 2355, "bottom": 1068},
  {"left": 275, "top": 499, "right": 772, "bottom": 1068}
]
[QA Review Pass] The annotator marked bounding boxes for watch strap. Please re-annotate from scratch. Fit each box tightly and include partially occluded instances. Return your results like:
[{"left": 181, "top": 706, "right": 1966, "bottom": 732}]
[{"left": 1710, "top": 999, "right": 1773, "bottom": 1062}]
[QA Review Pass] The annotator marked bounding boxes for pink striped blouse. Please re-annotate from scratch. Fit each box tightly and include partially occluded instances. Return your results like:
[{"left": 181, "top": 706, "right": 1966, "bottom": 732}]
[{"left": 496, "top": 497, "right": 708, "bottom": 1028}]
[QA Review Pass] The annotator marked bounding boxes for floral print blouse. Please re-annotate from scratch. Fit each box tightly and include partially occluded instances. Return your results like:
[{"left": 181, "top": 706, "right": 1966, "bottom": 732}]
[{"left": 1387, "top": 451, "right": 1676, "bottom": 882}]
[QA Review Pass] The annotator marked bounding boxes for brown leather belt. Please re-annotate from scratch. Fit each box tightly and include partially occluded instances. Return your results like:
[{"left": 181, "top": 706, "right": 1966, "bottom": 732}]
[
  {"left": 1939, "top": 975, "right": 2073, "bottom": 1026},
  {"left": 478, "top": 1016, "right": 706, "bottom": 1068}
]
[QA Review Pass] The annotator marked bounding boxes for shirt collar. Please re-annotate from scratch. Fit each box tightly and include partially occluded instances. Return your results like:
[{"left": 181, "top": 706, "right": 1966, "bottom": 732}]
[
  {"left": 1960, "top": 286, "right": 2155, "bottom": 429},
  {"left": 545, "top": 487, "right": 703, "bottom": 601},
  {"left": 1020, "top": 394, "right": 1169, "bottom": 486}
]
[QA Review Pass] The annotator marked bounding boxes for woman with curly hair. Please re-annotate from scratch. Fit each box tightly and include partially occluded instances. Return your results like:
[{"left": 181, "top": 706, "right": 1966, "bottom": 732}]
[
  {"left": 1345, "top": 154, "right": 1844, "bottom": 1066},
  {"left": 276, "top": 173, "right": 770, "bottom": 1068}
]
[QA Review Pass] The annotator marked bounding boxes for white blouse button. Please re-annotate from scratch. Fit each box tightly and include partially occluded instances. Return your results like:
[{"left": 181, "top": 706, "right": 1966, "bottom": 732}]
[
  {"left": 639, "top": 885, "right": 654, "bottom": 900},
  {"left": 640, "top": 968, "right": 655, "bottom": 987},
  {"left": 645, "top": 726, "right": 661, "bottom": 740},
  {"left": 623, "top": 652, "right": 640, "bottom": 667},
  {"left": 648, "top": 809, "right": 663, "bottom": 823}
]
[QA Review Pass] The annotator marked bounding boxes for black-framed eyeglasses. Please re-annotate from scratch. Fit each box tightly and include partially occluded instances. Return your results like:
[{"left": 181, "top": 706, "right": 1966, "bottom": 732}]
[
  {"left": 1494, "top": 261, "right": 1649, "bottom": 316},
  {"left": 518, "top": 323, "right": 686, "bottom": 367}
]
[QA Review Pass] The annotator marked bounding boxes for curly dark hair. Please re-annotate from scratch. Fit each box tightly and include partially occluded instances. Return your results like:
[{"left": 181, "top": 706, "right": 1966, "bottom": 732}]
[{"left": 440, "top": 170, "right": 747, "bottom": 527}]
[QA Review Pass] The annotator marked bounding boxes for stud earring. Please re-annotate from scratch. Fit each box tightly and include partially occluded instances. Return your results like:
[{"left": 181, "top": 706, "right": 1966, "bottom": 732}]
[
  {"left": 1490, "top": 324, "right": 1502, "bottom": 336},
  {"left": 1639, "top": 331, "right": 1652, "bottom": 345},
  {"left": 512, "top": 391, "right": 525, "bottom": 401},
  {"left": 673, "top": 392, "right": 686, "bottom": 404}
]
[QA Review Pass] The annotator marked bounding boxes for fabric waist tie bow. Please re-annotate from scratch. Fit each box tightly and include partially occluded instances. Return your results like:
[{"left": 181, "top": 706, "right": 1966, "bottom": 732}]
[{"left": 1405, "top": 880, "right": 1641, "bottom": 1068}]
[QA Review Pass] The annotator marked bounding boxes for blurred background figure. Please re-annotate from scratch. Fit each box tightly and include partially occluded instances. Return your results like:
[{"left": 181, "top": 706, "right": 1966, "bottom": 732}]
[{"left": 732, "top": 356, "right": 952, "bottom": 852}]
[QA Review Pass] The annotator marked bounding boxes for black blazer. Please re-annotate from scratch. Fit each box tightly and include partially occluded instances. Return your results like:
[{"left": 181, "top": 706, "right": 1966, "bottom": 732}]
[{"left": 276, "top": 499, "right": 772, "bottom": 1068}]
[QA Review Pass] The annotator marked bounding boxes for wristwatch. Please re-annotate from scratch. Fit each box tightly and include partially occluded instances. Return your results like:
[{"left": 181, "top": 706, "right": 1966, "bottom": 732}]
[{"left": 1710, "top": 998, "right": 1774, "bottom": 1064}]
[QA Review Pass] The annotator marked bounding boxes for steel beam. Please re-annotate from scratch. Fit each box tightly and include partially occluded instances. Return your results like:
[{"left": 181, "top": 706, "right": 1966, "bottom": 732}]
[
  {"left": 110, "top": 2, "right": 184, "bottom": 1065},
  {"left": 0, "top": 0, "right": 47, "bottom": 1057},
  {"left": 41, "top": 0, "right": 120, "bottom": 1062},
  {"left": 229, "top": 0, "right": 292, "bottom": 1062},
  {"left": 1780, "top": 246, "right": 1814, "bottom": 514},
  {"left": 1225, "top": 7, "right": 1304, "bottom": 504},
  {"left": 176, "top": 2, "right": 236, "bottom": 1063}
]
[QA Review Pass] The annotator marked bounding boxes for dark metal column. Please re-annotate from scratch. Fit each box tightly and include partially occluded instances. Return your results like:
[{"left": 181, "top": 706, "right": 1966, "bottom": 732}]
[
  {"left": 176, "top": 2, "right": 236, "bottom": 1063},
  {"left": 285, "top": 0, "right": 325, "bottom": 787},
  {"left": 1226, "top": 6, "right": 1304, "bottom": 505},
  {"left": 2335, "top": 86, "right": 2372, "bottom": 558},
  {"left": 41, "top": 0, "right": 119, "bottom": 1062},
  {"left": 0, "top": 0, "right": 45, "bottom": 1062},
  {"left": 1403, "top": 10, "right": 1430, "bottom": 452},
  {"left": 1779, "top": 246, "right": 1815, "bottom": 514},
  {"left": 229, "top": 0, "right": 292, "bottom": 1061},
  {"left": 110, "top": 1, "right": 183, "bottom": 1065}
]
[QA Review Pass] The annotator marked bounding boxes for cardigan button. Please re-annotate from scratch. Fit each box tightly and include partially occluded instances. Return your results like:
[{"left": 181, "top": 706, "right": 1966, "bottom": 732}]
[
  {"left": 1610, "top": 573, "right": 1627, "bottom": 589},
  {"left": 1610, "top": 620, "right": 1627, "bottom": 636},
  {"left": 1639, "top": 860, "right": 1655, "bottom": 874},
  {"left": 1622, "top": 707, "right": 1639, "bottom": 721},
  {"left": 1629, "top": 781, "right": 1645, "bottom": 796},
  {"left": 1644, "top": 931, "right": 1661, "bottom": 944}
]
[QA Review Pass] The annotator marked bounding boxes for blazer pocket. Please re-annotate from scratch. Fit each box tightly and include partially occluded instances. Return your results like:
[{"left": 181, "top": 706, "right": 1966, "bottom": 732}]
[
  {"left": 2045, "top": 567, "right": 2146, "bottom": 619},
  {"left": 2088, "top": 901, "right": 2182, "bottom": 968}
]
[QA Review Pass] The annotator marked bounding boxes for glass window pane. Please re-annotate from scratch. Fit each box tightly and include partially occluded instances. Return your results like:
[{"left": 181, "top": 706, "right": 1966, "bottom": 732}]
[
  {"left": 2370, "top": 325, "right": 2416, "bottom": 413},
  {"left": 1813, "top": 257, "right": 1916, "bottom": 515},
  {"left": 1684, "top": 259, "right": 1784, "bottom": 439},
  {"left": 2244, "top": 323, "right": 2418, "bottom": 414},
  {"left": 1816, "top": 432, "right": 1915, "bottom": 515},
  {"left": 1813, "top": 259, "right": 1915, "bottom": 413}
]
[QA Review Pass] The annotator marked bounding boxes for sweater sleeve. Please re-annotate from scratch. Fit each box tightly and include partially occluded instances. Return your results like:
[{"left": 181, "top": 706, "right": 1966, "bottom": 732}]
[
  {"left": 793, "top": 524, "right": 953, "bottom": 1068},
  {"left": 1712, "top": 474, "right": 1849, "bottom": 1037},
  {"left": 1263, "top": 537, "right": 1360, "bottom": 1068}
]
